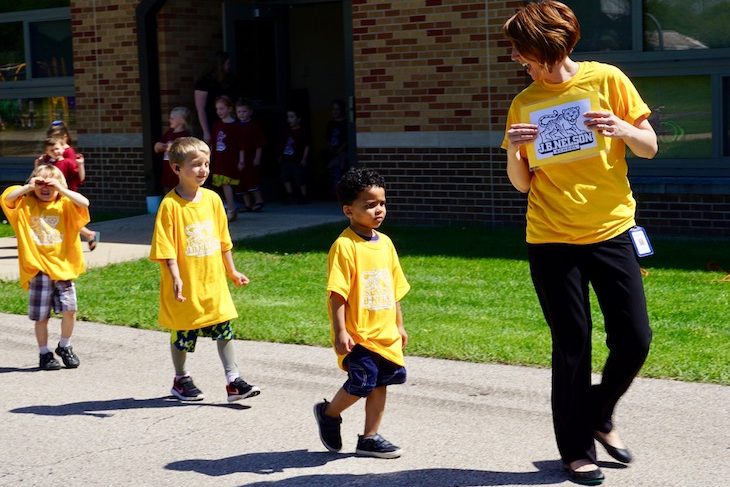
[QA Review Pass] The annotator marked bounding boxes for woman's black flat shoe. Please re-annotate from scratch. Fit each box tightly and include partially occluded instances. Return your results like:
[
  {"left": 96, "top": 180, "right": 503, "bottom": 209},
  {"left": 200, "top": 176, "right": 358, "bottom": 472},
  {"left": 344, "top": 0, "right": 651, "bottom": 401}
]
[
  {"left": 595, "top": 432, "right": 633, "bottom": 463},
  {"left": 564, "top": 463, "right": 605, "bottom": 485}
]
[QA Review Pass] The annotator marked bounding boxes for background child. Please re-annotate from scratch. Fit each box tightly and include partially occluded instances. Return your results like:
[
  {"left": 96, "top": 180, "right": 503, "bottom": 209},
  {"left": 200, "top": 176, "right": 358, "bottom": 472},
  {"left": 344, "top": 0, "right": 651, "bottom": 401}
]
[
  {"left": 154, "top": 107, "right": 192, "bottom": 194},
  {"left": 209, "top": 96, "right": 244, "bottom": 221},
  {"left": 314, "top": 168, "right": 410, "bottom": 459},
  {"left": 45, "top": 121, "right": 98, "bottom": 251},
  {"left": 149, "top": 136, "right": 260, "bottom": 403},
  {"left": 325, "top": 99, "right": 349, "bottom": 196},
  {"left": 235, "top": 99, "right": 266, "bottom": 212},
  {"left": 0, "top": 164, "right": 90, "bottom": 370},
  {"left": 278, "top": 108, "right": 310, "bottom": 204},
  {"left": 35, "top": 136, "right": 97, "bottom": 251}
]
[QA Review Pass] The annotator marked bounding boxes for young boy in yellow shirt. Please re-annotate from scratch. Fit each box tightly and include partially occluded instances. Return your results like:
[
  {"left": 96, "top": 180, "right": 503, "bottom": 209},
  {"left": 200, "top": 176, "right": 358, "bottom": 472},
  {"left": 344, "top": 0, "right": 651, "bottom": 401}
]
[
  {"left": 314, "top": 168, "right": 410, "bottom": 458},
  {"left": 1, "top": 164, "right": 90, "bottom": 370},
  {"left": 149, "top": 137, "right": 260, "bottom": 402}
]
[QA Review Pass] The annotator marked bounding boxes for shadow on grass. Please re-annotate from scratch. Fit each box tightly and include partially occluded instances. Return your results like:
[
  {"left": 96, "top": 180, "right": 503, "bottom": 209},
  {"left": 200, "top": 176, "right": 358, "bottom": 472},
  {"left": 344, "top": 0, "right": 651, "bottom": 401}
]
[
  {"left": 239, "top": 223, "right": 730, "bottom": 272},
  {"left": 9, "top": 396, "right": 248, "bottom": 418},
  {"left": 167, "top": 455, "right": 567, "bottom": 485}
]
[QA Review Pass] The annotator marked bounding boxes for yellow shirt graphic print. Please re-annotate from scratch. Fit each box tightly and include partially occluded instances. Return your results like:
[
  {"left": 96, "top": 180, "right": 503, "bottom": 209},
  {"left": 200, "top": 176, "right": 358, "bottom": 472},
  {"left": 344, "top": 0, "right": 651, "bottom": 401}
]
[
  {"left": 30, "top": 214, "right": 63, "bottom": 246},
  {"left": 361, "top": 269, "right": 394, "bottom": 311},
  {"left": 184, "top": 220, "right": 219, "bottom": 257}
]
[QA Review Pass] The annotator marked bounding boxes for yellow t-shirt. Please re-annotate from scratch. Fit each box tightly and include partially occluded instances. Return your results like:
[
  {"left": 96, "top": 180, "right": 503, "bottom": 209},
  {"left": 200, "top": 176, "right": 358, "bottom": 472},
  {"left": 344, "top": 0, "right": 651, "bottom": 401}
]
[
  {"left": 327, "top": 227, "right": 410, "bottom": 370},
  {"left": 149, "top": 188, "right": 238, "bottom": 330},
  {"left": 1, "top": 186, "right": 89, "bottom": 290},
  {"left": 501, "top": 61, "right": 651, "bottom": 244}
]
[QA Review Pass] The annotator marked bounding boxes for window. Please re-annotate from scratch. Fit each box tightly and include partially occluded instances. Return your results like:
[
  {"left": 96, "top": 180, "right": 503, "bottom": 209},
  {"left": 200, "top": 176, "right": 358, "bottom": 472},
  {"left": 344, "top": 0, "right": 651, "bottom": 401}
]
[
  {"left": 0, "top": 7, "right": 73, "bottom": 169},
  {"left": 563, "top": 0, "right": 730, "bottom": 179}
]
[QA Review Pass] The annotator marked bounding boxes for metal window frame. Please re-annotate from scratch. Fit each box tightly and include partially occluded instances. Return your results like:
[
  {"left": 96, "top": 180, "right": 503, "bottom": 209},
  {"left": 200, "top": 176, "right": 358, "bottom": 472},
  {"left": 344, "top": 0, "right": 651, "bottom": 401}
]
[{"left": 571, "top": 1, "right": 730, "bottom": 180}]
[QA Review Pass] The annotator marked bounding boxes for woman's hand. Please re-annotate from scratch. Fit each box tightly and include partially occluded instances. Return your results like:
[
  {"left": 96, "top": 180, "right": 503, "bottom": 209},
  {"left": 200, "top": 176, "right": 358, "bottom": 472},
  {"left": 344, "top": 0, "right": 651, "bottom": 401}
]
[
  {"left": 506, "top": 123, "right": 538, "bottom": 148},
  {"left": 583, "top": 111, "right": 631, "bottom": 138}
]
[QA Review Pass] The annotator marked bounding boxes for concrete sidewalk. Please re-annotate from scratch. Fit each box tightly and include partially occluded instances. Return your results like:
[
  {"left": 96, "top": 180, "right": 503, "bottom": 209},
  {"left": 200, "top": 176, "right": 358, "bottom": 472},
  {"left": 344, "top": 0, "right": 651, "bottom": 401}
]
[
  {"left": 0, "top": 201, "right": 344, "bottom": 281},
  {"left": 1, "top": 314, "right": 728, "bottom": 486}
]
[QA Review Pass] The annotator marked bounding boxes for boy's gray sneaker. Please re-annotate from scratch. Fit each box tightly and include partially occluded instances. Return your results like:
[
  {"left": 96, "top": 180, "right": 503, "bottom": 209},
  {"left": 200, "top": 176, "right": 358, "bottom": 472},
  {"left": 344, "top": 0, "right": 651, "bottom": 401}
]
[
  {"left": 355, "top": 434, "right": 402, "bottom": 459},
  {"left": 313, "top": 399, "right": 342, "bottom": 452},
  {"left": 55, "top": 344, "right": 80, "bottom": 368},
  {"left": 39, "top": 351, "right": 61, "bottom": 371}
]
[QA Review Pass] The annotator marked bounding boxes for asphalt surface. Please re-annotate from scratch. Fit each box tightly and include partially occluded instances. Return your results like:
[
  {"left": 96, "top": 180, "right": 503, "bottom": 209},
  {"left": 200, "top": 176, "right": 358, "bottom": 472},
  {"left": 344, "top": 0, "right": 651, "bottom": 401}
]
[{"left": 1, "top": 202, "right": 729, "bottom": 486}]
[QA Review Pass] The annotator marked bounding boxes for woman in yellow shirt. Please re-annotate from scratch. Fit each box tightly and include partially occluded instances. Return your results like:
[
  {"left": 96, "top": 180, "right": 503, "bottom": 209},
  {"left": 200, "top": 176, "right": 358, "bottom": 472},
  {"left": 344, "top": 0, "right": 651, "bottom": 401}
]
[{"left": 501, "top": 2, "right": 657, "bottom": 484}]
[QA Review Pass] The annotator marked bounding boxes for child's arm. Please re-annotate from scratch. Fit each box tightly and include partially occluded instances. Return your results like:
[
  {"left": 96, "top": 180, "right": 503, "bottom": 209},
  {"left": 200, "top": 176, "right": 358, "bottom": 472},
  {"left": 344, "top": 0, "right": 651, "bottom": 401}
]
[
  {"left": 396, "top": 301, "right": 408, "bottom": 349},
  {"left": 330, "top": 291, "right": 354, "bottom": 355},
  {"left": 238, "top": 149, "right": 245, "bottom": 172},
  {"left": 301, "top": 145, "right": 310, "bottom": 166},
  {"left": 165, "top": 259, "right": 186, "bottom": 302},
  {"left": 75, "top": 154, "right": 86, "bottom": 183},
  {"left": 254, "top": 147, "right": 262, "bottom": 166},
  {"left": 45, "top": 178, "right": 90, "bottom": 208},
  {"left": 4, "top": 182, "right": 35, "bottom": 203},
  {"left": 154, "top": 142, "right": 167, "bottom": 153},
  {"left": 222, "top": 249, "right": 250, "bottom": 286}
]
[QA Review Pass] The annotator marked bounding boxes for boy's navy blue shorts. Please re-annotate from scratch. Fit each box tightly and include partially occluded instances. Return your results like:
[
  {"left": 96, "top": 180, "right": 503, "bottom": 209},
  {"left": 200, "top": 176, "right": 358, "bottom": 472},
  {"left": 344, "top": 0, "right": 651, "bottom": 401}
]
[{"left": 343, "top": 344, "right": 407, "bottom": 397}]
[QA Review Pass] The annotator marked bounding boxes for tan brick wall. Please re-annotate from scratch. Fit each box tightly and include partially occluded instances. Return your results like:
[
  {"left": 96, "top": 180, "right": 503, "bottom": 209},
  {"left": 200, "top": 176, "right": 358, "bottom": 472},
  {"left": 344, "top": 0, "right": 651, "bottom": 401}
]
[
  {"left": 70, "top": 1, "right": 141, "bottom": 135},
  {"left": 351, "top": 0, "right": 528, "bottom": 133},
  {"left": 158, "top": 0, "right": 223, "bottom": 131}
]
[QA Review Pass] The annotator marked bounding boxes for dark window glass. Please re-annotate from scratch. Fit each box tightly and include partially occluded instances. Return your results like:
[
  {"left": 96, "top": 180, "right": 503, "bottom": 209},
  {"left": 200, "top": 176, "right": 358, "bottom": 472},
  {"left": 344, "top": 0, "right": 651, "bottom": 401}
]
[
  {"left": 30, "top": 20, "right": 73, "bottom": 78},
  {"left": 567, "top": 0, "right": 632, "bottom": 52},
  {"left": 644, "top": 0, "right": 730, "bottom": 51},
  {"left": 235, "top": 19, "right": 278, "bottom": 104},
  {"left": 0, "top": 96, "right": 76, "bottom": 158},
  {"left": 722, "top": 78, "right": 730, "bottom": 157},
  {"left": 632, "top": 76, "right": 712, "bottom": 158},
  {"left": 0, "top": 22, "right": 26, "bottom": 82},
  {"left": 0, "top": 1, "right": 68, "bottom": 14}
]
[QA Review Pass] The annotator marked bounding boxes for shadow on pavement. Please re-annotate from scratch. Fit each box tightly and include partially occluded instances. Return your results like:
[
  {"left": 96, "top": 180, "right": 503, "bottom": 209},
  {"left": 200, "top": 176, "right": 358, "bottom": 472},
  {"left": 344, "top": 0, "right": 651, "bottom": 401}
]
[
  {"left": 230, "top": 461, "right": 566, "bottom": 486},
  {"left": 166, "top": 449, "right": 355, "bottom": 476},
  {"left": 9, "top": 396, "right": 249, "bottom": 417},
  {"left": 0, "top": 366, "right": 38, "bottom": 373}
]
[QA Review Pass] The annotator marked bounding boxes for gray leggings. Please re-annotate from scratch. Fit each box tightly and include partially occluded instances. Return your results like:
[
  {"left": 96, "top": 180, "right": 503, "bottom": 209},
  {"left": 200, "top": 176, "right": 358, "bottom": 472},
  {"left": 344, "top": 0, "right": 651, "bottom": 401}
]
[{"left": 170, "top": 339, "right": 239, "bottom": 378}]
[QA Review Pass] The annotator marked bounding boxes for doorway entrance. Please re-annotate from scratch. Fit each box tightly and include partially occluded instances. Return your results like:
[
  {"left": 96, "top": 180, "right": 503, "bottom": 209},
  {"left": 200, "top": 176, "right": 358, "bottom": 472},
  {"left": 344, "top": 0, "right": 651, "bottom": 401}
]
[{"left": 224, "top": 0, "right": 354, "bottom": 201}]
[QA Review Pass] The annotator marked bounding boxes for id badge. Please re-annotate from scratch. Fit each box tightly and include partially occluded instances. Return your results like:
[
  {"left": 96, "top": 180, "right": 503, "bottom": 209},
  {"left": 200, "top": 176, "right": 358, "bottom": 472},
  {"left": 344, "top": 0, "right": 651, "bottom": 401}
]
[{"left": 628, "top": 226, "right": 653, "bottom": 257}]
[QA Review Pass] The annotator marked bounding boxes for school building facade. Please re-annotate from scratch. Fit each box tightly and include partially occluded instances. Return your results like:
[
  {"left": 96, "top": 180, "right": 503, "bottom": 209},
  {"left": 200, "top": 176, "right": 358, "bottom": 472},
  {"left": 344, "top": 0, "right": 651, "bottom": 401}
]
[{"left": 1, "top": 1, "right": 729, "bottom": 235}]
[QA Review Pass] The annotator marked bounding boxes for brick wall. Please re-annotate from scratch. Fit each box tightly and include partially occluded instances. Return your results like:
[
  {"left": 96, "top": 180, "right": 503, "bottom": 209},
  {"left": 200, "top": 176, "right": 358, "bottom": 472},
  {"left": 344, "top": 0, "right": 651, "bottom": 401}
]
[
  {"left": 69, "top": 0, "right": 224, "bottom": 212},
  {"left": 636, "top": 194, "right": 730, "bottom": 235},
  {"left": 157, "top": 0, "right": 223, "bottom": 130},
  {"left": 359, "top": 147, "right": 527, "bottom": 226}
]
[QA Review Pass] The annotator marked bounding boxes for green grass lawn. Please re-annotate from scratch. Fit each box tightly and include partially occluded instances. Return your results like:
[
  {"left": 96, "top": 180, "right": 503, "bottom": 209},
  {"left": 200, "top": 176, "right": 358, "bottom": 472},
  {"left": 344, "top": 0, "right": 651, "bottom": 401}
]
[{"left": 0, "top": 223, "right": 728, "bottom": 384}]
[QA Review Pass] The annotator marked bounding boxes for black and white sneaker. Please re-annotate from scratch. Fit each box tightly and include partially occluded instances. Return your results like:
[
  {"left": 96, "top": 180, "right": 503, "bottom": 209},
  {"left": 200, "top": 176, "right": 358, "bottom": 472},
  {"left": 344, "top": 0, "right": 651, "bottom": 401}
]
[
  {"left": 55, "top": 344, "right": 80, "bottom": 368},
  {"left": 313, "top": 400, "right": 342, "bottom": 452},
  {"left": 226, "top": 377, "right": 261, "bottom": 402},
  {"left": 39, "top": 351, "right": 61, "bottom": 371},
  {"left": 171, "top": 376, "right": 205, "bottom": 401},
  {"left": 355, "top": 434, "right": 402, "bottom": 459}
]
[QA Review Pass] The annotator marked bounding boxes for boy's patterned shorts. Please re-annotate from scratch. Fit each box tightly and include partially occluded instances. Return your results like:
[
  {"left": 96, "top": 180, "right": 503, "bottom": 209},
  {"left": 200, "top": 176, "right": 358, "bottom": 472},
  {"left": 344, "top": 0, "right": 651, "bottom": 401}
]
[
  {"left": 171, "top": 321, "right": 234, "bottom": 352},
  {"left": 28, "top": 273, "right": 77, "bottom": 321}
]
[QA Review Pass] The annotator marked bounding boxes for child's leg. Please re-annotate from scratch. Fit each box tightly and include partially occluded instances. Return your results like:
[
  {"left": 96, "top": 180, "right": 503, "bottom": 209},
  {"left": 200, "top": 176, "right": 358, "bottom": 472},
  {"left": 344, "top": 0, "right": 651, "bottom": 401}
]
[
  {"left": 34, "top": 318, "right": 50, "bottom": 350},
  {"left": 326, "top": 386, "right": 361, "bottom": 417},
  {"left": 253, "top": 189, "right": 264, "bottom": 205},
  {"left": 242, "top": 192, "right": 253, "bottom": 210},
  {"left": 170, "top": 343, "right": 188, "bottom": 377},
  {"left": 222, "top": 184, "right": 235, "bottom": 210},
  {"left": 364, "top": 385, "right": 387, "bottom": 436},
  {"left": 216, "top": 338, "right": 239, "bottom": 382},
  {"left": 59, "top": 310, "right": 75, "bottom": 344}
]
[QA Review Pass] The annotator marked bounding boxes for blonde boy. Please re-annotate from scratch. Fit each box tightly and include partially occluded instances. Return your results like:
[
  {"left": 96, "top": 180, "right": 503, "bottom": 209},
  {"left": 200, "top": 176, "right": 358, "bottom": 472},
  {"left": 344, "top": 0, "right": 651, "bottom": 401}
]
[
  {"left": 1, "top": 165, "right": 90, "bottom": 370},
  {"left": 149, "top": 136, "right": 260, "bottom": 402}
]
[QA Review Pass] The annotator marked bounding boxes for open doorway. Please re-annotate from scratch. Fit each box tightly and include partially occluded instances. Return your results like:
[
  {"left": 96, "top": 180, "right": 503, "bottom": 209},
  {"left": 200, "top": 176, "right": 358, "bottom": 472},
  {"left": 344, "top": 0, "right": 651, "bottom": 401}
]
[{"left": 224, "top": 0, "right": 353, "bottom": 202}]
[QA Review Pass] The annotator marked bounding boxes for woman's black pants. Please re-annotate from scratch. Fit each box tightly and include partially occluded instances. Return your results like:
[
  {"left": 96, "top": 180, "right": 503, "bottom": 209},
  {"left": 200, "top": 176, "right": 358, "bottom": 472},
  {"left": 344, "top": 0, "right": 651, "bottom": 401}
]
[{"left": 528, "top": 232, "right": 652, "bottom": 464}]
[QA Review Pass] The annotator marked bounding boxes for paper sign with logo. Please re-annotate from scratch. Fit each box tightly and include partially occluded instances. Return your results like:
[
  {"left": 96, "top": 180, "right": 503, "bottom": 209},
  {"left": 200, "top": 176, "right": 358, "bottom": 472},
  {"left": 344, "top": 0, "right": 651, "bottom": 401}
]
[{"left": 520, "top": 92, "right": 605, "bottom": 168}]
